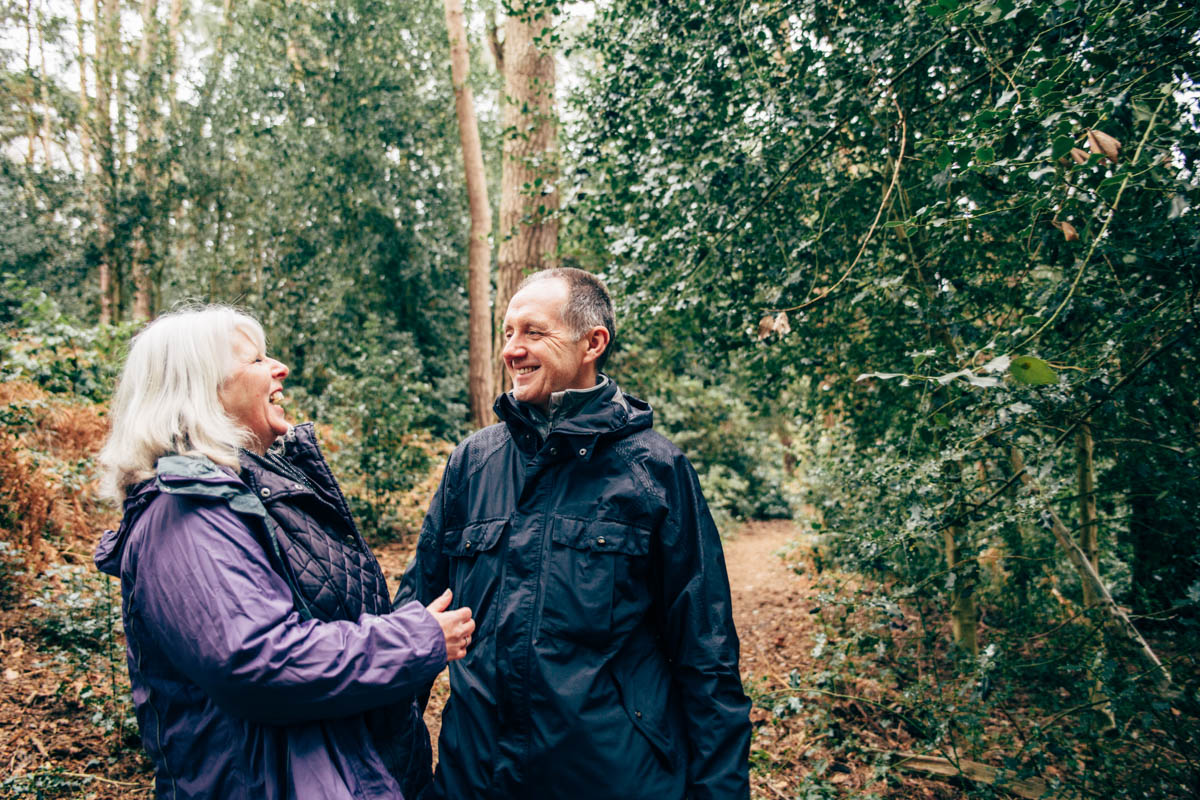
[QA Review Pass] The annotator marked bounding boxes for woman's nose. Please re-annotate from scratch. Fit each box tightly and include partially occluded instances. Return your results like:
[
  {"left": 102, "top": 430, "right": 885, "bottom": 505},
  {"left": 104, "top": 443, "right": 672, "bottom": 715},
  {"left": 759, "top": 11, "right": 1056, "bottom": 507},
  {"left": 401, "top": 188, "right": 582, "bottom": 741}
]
[{"left": 272, "top": 359, "right": 289, "bottom": 379}]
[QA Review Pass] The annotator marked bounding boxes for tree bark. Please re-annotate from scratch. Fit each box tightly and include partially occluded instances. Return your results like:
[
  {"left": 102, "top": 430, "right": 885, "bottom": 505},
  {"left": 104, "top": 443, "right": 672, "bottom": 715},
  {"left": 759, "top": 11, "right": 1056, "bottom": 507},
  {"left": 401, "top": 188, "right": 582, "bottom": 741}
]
[
  {"left": 493, "top": 0, "right": 558, "bottom": 394},
  {"left": 92, "top": 0, "right": 119, "bottom": 322},
  {"left": 444, "top": 0, "right": 495, "bottom": 428},
  {"left": 942, "top": 460, "right": 978, "bottom": 657},
  {"left": 1075, "top": 421, "right": 1116, "bottom": 729},
  {"left": 24, "top": 0, "right": 37, "bottom": 167},
  {"left": 1076, "top": 421, "right": 1099, "bottom": 607},
  {"left": 131, "top": 0, "right": 160, "bottom": 321},
  {"left": 36, "top": 4, "right": 53, "bottom": 166}
]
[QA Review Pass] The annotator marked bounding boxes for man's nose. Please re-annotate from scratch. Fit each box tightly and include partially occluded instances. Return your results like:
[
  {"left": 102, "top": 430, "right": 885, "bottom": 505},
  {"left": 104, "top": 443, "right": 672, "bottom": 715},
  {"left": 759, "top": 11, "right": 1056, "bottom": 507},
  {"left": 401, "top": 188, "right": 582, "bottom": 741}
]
[{"left": 501, "top": 336, "right": 523, "bottom": 360}]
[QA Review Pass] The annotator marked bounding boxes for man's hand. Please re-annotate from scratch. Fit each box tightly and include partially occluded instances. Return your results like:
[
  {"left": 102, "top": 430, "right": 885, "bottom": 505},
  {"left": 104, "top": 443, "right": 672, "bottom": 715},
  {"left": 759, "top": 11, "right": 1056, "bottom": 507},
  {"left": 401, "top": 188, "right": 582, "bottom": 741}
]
[{"left": 426, "top": 589, "right": 475, "bottom": 661}]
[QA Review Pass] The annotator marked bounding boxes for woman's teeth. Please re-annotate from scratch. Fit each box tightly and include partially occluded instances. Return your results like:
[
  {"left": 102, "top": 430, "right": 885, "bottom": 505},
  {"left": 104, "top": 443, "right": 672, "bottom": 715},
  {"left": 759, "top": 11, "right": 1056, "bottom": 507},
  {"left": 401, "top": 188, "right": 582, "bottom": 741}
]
[{"left": 269, "top": 390, "right": 285, "bottom": 405}]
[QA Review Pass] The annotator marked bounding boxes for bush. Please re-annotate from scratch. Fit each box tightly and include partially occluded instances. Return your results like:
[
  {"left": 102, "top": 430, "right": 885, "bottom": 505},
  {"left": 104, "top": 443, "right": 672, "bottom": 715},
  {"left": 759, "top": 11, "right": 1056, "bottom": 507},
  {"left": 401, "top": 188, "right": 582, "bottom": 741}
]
[{"left": 612, "top": 343, "right": 794, "bottom": 531}]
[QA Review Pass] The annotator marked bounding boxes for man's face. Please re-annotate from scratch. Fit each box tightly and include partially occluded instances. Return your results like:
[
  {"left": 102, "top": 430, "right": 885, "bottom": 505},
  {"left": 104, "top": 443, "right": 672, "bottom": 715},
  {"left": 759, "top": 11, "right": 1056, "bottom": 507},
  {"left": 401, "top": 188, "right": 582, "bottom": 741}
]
[{"left": 502, "top": 278, "right": 594, "bottom": 410}]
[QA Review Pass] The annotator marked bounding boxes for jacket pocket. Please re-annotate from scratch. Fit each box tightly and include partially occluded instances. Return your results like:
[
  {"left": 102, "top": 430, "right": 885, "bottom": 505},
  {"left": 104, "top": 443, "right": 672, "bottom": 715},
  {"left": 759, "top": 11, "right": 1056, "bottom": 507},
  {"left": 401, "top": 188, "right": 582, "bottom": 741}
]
[
  {"left": 441, "top": 519, "right": 507, "bottom": 634},
  {"left": 611, "top": 660, "right": 681, "bottom": 773},
  {"left": 540, "top": 516, "right": 651, "bottom": 647}
]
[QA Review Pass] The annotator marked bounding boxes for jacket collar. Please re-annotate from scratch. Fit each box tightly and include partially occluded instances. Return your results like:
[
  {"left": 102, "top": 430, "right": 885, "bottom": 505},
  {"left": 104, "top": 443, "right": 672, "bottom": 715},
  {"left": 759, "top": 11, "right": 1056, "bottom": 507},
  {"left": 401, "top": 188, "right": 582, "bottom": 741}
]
[{"left": 494, "top": 378, "right": 653, "bottom": 458}]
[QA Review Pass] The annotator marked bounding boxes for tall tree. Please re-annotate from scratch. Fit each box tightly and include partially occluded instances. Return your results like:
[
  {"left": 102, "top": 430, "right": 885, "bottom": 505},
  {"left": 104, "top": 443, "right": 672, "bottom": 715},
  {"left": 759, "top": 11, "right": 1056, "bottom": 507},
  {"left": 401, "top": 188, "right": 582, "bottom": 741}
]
[
  {"left": 492, "top": 0, "right": 557, "bottom": 393},
  {"left": 444, "top": 0, "right": 494, "bottom": 428},
  {"left": 131, "top": 0, "right": 159, "bottom": 320}
]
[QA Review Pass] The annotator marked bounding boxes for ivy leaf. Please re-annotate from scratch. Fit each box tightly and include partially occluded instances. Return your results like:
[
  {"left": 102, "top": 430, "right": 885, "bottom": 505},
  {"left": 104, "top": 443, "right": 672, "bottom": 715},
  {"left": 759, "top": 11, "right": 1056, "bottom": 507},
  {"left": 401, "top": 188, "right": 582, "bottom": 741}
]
[
  {"left": 1031, "top": 79, "right": 1056, "bottom": 98},
  {"left": 1009, "top": 356, "right": 1057, "bottom": 385},
  {"left": 1051, "top": 135, "right": 1074, "bottom": 160}
]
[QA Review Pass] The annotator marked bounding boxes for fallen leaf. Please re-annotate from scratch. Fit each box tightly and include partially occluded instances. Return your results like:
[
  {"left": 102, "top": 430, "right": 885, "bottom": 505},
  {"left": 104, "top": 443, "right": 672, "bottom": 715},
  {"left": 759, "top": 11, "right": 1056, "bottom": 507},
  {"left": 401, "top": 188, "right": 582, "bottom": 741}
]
[
  {"left": 772, "top": 311, "right": 791, "bottom": 336},
  {"left": 1087, "top": 129, "right": 1121, "bottom": 163},
  {"left": 1069, "top": 147, "right": 1089, "bottom": 165},
  {"left": 3, "top": 668, "right": 17, "bottom": 681},
  {"left": 1052, "top": 220, "right": 1079, "bottom": 241},
  {"left": 757, "top": 315, "right": 774, "bottom": 341}
]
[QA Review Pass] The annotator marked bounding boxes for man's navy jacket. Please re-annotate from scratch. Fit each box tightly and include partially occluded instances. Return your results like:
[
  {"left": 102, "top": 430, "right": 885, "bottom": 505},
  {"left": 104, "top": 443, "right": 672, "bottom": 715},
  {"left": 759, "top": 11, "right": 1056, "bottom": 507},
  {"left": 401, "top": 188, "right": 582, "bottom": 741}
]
[{"left": 396, "top": 381, "right": 752, "bottom": 800}]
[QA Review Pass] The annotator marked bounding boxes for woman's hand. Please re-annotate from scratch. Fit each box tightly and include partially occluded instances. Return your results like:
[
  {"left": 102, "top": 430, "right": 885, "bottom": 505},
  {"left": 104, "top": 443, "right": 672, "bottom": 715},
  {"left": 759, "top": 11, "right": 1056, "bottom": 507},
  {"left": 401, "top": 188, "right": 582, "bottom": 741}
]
[{"left": 426, "top": 589, "right": 475, "bottom": 661}]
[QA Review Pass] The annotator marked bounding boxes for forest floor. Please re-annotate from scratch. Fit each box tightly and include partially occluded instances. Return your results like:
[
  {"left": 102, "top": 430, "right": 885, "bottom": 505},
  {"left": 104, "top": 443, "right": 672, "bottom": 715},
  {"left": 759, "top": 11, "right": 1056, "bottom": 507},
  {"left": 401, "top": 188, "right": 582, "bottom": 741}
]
[{"left": 0, "top": 518, "right": 962, "bottom": 799}]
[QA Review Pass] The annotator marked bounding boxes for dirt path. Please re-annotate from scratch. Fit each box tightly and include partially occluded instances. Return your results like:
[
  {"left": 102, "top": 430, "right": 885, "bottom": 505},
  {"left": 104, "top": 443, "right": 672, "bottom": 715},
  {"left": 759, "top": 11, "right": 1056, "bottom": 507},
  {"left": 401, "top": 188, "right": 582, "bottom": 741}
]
[{"left": 723, "top": 520, "right": 815, "bottom": 683}]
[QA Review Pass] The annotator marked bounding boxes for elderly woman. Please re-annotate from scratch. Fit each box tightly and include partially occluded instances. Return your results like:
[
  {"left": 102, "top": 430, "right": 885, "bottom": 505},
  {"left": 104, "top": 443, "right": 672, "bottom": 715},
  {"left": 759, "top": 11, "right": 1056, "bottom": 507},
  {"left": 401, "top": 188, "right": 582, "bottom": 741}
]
[{"left": 94, "top": 305, "right": 473, "bottom": 799}]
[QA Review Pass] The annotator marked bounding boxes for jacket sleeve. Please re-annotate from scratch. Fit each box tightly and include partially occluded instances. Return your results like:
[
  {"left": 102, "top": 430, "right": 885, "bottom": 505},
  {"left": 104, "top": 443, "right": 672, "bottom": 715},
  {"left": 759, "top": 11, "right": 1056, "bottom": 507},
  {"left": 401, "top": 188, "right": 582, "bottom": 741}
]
[
  {"left": 128, "top": 494, "right": 447, "bottom": 726},
  {"left": 654, "top": 454, "right": 752, "bottom": 800}
]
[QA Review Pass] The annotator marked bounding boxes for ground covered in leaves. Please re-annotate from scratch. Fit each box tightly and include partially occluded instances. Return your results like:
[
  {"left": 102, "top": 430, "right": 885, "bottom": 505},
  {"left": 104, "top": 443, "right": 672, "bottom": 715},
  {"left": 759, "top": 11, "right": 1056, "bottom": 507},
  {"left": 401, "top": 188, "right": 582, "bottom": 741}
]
[{"left": 1, "top": 509, "right": 1083, "bottom": 799}]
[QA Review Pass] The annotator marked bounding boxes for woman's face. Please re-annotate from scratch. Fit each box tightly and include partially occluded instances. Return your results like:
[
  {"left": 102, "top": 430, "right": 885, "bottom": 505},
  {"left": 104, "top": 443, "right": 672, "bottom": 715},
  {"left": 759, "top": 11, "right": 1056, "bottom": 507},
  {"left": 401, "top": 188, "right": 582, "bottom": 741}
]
[{"left": 219, "top": 331, "right": 290, "bottom": 454}]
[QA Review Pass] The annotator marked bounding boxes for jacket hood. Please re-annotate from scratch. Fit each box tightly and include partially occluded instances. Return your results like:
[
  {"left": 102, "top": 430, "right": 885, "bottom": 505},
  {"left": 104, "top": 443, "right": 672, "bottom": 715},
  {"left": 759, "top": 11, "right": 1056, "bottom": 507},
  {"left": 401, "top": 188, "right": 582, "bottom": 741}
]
[
  {"left": 94, "top": 479, "right": 157, "bottom": 577},
  {"left": 94, "top": 456, "right": 245, "bottom": 577}
]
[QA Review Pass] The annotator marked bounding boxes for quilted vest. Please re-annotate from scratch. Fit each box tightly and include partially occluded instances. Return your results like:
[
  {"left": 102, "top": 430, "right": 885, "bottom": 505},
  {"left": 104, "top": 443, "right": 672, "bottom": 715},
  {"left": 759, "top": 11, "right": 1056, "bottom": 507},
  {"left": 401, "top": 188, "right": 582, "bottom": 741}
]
[{"left": 236, "top": 424, "right": 391, "bottom": 623}]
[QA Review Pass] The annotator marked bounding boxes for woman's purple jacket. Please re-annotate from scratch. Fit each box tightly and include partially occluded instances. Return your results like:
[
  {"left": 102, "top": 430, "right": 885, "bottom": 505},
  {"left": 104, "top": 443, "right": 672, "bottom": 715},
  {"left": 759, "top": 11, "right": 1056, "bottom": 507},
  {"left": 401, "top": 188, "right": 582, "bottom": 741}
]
[{"left": 94, "top": 426, "right": 446, "bottom": 799}]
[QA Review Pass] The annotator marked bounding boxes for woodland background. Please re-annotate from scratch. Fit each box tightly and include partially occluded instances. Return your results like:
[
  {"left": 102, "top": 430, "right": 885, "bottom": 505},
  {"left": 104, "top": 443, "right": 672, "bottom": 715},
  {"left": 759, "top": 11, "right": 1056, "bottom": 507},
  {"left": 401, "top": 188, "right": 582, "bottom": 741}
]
[{"left": 1, "top": 0, "right": 1198, "bottom": 796}]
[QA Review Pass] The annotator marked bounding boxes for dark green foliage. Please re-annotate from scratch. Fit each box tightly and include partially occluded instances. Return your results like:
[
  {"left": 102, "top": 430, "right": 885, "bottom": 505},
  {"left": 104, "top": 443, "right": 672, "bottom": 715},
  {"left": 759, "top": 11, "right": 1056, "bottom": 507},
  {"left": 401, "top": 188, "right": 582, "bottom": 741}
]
[{"left": 571, "top": 0, "right": 1199, "bottom": 794}]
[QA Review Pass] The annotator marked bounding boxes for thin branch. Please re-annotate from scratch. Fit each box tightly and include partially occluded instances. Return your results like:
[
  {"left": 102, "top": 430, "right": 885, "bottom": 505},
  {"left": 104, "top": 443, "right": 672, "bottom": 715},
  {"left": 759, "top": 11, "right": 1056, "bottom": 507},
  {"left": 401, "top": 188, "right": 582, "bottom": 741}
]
[
  {"left": 775, "top": 99, "right": 907, "bottom": 312},
  {"left": 1011, "top": 89, "right": 1171, "bottom": 354}
]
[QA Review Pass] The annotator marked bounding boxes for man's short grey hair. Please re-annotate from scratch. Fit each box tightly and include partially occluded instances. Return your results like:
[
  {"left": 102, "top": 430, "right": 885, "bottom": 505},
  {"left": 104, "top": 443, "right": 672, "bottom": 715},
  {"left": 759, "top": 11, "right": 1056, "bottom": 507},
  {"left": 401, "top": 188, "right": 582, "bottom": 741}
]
[
  {"left": 518, "top": 268, "right": 616, "bottom": 371},
  {"left": 98, "top": 305, "right": 265, "bottom": 503}
]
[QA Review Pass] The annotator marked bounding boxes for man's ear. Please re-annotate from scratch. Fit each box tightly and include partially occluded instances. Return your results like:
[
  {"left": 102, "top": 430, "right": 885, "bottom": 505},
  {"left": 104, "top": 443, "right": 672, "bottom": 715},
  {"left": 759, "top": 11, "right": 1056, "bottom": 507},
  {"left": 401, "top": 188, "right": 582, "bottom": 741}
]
[{"left": 581, "top": 326, "right": 611, "bottom": 366}]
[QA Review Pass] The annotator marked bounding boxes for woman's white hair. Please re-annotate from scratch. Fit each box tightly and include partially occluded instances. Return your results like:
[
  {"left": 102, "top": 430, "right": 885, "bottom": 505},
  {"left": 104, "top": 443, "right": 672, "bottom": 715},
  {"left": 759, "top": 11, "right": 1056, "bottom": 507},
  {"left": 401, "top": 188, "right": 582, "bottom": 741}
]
[{"left": 99, "top": 305, "right": 266, "bottom": 503}]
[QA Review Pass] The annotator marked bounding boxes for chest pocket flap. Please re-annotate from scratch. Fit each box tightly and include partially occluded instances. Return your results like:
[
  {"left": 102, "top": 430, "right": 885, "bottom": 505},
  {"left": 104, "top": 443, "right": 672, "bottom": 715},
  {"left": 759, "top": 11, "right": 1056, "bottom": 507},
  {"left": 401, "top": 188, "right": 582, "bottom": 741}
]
[
  {"left": 551, "top": 517, "right": 650, "bottom": 556},
  {"left": 543, "top": 517, "right": 652, "bottom": 647},
  {"left": 442, "top": 518, "right": 507, "bottom": 557}
]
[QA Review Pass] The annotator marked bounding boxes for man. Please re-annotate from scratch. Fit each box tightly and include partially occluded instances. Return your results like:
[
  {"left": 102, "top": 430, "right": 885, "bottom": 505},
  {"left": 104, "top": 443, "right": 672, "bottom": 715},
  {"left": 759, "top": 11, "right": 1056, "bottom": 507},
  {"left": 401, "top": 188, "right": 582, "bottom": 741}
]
[{"left": 397, "top": 268, "right": 751, "bottom": 799}]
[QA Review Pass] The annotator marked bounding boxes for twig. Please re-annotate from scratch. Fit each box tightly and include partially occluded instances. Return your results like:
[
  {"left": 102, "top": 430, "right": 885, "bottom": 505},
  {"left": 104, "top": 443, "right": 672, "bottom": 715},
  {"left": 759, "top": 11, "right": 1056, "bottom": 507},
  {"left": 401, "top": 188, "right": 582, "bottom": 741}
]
[
  {"left": 682, "top": 36, "right": 949, "bottom": 285},
  {"left": 948, "top": 317, "right": 1195, "bottom": 527},
  {"left": 1012, "top": 89, "right": 1171, "bottom": 354},
  {"left": 775, "top": 98, "right": 907, "bottom": 313}
]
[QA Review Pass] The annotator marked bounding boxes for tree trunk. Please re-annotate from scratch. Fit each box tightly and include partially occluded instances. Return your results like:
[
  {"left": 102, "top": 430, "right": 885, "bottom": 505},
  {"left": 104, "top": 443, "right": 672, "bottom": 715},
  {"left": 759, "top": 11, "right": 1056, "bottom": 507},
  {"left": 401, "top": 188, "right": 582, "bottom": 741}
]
[
  {"left": 493, "top": 1, "right": 558, "bottom": 394},
  {"left": 1004, "top": 446, "right": 1032, "bottom": 615},
  {"left": 93, "top": 0, "right": 119, "bottom": 322},
  {"left": 1075, "top": 422, "right": 1116, "bottom": 730},
  {"left": 1076, "top": 421, "right": 1099, "bottom": 607},
  {"left": 444, "top": 0, "right": 495, "bottom": 428},
  {"left": 165, "top": 0, "right": 184, "bottom": 119},
  {"left": 942, "top": 460, "right": 978, "bottom": 657},
  {"left": 74, "top": 0, "right": 109, "bottom": 324},
  {"left": 24, "top": 0, "right": 36, "bottom": 167},
  {"left": 131, "top": 0, "right": 159, "bottom": 321},
  {"left": 36, "top": 4, "right": 53, "bottom": 166}
]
